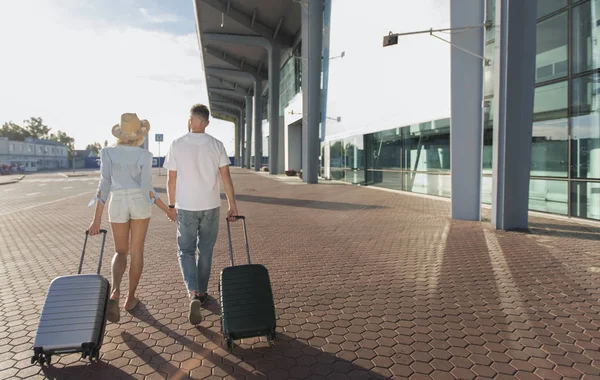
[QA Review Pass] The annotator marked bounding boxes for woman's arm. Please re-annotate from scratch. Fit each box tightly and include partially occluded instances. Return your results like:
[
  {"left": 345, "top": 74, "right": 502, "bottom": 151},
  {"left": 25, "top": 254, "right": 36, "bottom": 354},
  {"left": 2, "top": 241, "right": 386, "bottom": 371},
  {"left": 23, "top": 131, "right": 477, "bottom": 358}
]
[{"left": 88, "top": 149, "right": 111, "bottom": 235}]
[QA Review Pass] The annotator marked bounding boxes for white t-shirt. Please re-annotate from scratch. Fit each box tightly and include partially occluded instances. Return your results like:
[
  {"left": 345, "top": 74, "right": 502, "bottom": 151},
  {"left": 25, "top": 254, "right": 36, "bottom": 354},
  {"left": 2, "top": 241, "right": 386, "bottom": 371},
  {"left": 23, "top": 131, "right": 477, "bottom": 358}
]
[{"left": 163, "top": 133, "right": 231, "bottom": 211}]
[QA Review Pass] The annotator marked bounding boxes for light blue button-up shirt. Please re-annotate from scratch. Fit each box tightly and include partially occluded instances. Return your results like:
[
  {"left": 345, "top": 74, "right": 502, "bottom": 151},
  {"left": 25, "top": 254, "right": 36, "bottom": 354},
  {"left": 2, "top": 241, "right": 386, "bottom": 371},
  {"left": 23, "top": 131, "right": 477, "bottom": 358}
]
[{"left": 89, "top": 145, "right": 157, "bottom": 206}]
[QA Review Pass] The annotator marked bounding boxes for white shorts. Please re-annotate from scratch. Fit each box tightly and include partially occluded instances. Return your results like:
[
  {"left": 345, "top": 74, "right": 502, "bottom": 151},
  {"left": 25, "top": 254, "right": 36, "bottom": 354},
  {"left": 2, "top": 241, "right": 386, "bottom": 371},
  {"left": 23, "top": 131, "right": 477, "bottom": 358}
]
[{"left": 108, "top": 188, "right": 152, "bottom": 223}]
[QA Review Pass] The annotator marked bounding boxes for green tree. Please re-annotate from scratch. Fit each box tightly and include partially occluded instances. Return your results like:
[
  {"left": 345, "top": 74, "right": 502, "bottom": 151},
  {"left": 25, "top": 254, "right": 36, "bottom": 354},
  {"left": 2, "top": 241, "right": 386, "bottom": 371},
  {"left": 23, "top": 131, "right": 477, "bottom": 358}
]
[
  {"left": 23, "top": 117, "right": 50, "bottom": 139},
  {"left": 86, "top": 142, "right": 102, "bottom": 156},
  {"left": 49, "top": 130, "right": 75, "bottom": 159},
  {"left": 104, "top": 140, "right": 108, "bottom": 148},
  {"left": 0, "top": 122, "right": 31, "bottom": 141}
]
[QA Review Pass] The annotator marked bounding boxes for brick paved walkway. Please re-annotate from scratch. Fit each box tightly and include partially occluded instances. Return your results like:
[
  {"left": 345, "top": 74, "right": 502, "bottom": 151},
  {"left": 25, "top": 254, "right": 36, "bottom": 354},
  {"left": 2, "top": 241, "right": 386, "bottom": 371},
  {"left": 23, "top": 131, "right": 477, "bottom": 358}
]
[{"left": 1, "top": 168, "right": 600, "bottom": 379}]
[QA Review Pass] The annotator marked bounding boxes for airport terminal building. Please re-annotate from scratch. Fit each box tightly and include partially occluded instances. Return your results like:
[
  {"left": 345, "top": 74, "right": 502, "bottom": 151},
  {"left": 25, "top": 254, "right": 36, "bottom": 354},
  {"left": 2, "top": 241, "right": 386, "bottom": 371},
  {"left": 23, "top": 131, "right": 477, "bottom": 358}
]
[{"left": 194, "top": 0, "right": 599, "bottom": 223}]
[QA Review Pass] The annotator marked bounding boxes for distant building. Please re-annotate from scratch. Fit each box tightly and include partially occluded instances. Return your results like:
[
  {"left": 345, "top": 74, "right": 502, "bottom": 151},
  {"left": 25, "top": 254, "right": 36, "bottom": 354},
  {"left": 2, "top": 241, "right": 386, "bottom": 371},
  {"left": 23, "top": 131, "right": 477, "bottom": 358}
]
[{"left": 0, "top": 137, "right": 69, "bottom": 172}]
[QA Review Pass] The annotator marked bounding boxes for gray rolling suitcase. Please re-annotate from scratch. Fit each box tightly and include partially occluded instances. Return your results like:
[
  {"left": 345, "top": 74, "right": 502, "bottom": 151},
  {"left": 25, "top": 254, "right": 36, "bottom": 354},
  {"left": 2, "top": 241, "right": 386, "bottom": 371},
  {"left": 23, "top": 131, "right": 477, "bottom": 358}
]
[{"left": 31, "top": 230, "right": 110, "bottom": 366}]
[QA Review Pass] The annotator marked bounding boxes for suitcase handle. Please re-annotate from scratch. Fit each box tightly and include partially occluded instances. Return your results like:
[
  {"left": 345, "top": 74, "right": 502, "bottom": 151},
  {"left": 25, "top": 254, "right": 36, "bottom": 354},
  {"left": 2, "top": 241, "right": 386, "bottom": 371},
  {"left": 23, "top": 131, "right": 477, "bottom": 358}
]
[
  {"left": 79, "top": 230, "right": 108, "bottom": 274},
  {"left": 226, "top": 216, "right": 250, "bottom": 266}
]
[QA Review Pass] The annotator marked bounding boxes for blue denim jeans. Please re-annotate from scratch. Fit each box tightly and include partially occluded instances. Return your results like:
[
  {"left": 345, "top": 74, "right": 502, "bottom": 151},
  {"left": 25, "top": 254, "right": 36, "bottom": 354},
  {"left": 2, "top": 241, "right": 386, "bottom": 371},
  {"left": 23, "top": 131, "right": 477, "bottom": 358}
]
[{"left": 176, "top": 207, "right": 220, "bottom": 294}]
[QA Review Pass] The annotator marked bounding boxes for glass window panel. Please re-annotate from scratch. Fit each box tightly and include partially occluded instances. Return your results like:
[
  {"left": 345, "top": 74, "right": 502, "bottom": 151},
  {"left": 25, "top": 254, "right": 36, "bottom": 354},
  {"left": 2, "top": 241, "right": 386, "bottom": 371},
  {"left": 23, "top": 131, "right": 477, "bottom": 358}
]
[
  {"left": 532, "top": 82, "right": 569, "bottom": 177},
  {"left": 486, "top": 0, "right": 495, "bottom": 43},
  {"left": 536, "top": 12, "right": 568, "bottom": 83},
  {"left": 571, "top": 74, "right": 600, "bottom": 179},
  {"left": 572, "top": 0, "right": 600, "bottom": 74},
  {"left": 484, "top": 42, "right": 495, "bottom": 97},
  {"left": 529, "top": 179, "right": 568, "bottom": 215},
  {"left": 482, "top": 99, "right": 494, "bottom": 175},
  {"left": 366, "top": 129, "right": 401, "bottom": 170},
  {"left": 538, "top": 0, "right": 567, "bottom": 19},
  {"left": 571, "top": 181, "right": 600, "bottom": 220}
]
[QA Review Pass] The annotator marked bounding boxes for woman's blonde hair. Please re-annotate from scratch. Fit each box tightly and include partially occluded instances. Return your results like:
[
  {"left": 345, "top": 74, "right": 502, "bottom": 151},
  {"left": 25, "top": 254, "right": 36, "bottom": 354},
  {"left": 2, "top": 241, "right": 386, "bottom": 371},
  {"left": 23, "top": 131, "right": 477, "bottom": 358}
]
[{"left": 115, "top": 137, "right": 143, "bottom": 147}]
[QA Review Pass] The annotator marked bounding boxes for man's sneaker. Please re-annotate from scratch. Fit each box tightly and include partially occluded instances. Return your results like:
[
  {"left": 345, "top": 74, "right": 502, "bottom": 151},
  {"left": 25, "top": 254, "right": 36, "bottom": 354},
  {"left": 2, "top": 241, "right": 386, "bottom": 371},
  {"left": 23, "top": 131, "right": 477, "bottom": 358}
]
[
  {"left": 188, "top": 297, "right": 202, "bottom": 325},
  {"left": 198, "top": 293, "right": 208, "bottom": 305}
]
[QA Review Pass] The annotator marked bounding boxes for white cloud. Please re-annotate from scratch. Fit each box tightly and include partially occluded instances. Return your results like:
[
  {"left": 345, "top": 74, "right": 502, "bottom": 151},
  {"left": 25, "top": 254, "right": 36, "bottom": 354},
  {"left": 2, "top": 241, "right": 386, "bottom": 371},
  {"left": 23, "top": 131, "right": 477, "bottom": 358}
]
[
  {"left": 0, "top": 0, "right": 235, "bottom": 156},
  {"left": 139, "top": 8, "right": 180, "bottom": 24}
]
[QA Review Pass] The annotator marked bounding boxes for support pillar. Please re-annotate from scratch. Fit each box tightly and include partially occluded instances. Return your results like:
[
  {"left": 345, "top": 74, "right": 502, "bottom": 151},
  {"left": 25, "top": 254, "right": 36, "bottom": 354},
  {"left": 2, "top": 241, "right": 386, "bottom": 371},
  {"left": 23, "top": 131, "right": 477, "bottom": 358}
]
[
  {"left": 253, "top": 81, "right": 263, "bottom": 171},
  {"left": 239, "top": 110, "right": 245, "bottom": 167},
  {"left": 450, "top": 0, "right": 484, "bottom": 221},
  {"left": 491, "top": 0, "right": 537, "bottom": 230},
  {"left": 245, "top": 96, "right": 253, "bottom": 169},
  {"left": 233, "top": 119, "right": 240, "bottom": 166},
  {"left": 268, "top": 43, "right": 281, "bottom": 175},
  {"left": 301, "top": 0, "right": 323, "bottom": 184}
]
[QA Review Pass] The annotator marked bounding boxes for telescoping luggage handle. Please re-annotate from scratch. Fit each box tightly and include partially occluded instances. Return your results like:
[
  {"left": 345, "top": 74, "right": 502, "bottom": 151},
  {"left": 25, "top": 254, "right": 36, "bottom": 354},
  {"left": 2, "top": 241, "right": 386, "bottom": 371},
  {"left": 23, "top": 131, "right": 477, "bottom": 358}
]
[
  {"left": 79, "top": 229, "right": 108, "bottom": 275},
  {"left": 226, "top": 216, "right": 251, "bottom": 266}
]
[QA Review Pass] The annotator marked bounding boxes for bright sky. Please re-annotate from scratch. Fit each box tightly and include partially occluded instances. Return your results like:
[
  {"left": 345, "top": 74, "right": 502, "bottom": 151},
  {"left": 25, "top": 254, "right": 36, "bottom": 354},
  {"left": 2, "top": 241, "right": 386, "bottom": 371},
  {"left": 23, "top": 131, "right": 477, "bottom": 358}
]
[{"left": 0, "top": 0, "right": 235, "bottom": 156}]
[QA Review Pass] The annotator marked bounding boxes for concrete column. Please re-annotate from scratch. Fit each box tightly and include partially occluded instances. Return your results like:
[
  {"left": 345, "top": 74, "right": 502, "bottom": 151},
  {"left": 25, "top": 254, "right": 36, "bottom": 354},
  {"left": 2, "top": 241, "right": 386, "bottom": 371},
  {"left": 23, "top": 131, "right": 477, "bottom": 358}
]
[
  {"left": 233, "top": 119, "right": 240, "bottom": 167},
  {"left": 268, "top": 43, "right": 281, "bottom": 175},
  {"left": 253, "top": 80, "right": 263, "bottom": 171},
  {"left": 301, "top": 0, "right": 323, "bottom": 184},
  {"left": 239, "top": 110, "right": 245, "bottom": 167},
  {"left": 491, "top": 0, "right": 538, "bottom": 230},
  {"left": 450, "top": 0, "right": 485, "bottom": 221},
  {"left": 245, "top": 96, "right": 253, "bottom": 169}
]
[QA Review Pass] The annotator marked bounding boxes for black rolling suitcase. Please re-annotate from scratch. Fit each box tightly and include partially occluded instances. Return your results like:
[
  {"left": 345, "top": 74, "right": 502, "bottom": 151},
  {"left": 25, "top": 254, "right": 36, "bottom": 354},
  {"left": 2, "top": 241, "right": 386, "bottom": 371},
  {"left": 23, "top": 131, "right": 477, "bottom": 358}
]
[
  {"left": 220, "top": 216, "right": 277, "bottom": 351},
  {"left": 31, "top": 230, "right": 110, "bottom": 366}
]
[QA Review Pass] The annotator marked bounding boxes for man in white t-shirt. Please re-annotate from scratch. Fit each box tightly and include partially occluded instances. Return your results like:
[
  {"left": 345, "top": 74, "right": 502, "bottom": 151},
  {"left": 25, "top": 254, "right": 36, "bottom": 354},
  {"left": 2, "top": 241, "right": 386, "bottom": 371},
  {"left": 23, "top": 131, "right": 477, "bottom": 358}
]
[{"left": 163, "top": 103, "right": 239, "bottom": 325}]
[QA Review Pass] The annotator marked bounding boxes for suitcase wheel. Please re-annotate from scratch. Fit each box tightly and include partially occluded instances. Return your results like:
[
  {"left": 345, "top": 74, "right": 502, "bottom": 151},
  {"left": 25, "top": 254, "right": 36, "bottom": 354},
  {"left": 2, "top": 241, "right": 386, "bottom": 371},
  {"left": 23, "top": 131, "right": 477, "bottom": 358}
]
[
  {"left": 226, "top": 337, "right": 234, "bottom": 352},
  {"left": 267, "top": 332, "right": 277, "bottom": 346},
  {"left": 31, "top": 353, "right": 51, "bottom": 366}
]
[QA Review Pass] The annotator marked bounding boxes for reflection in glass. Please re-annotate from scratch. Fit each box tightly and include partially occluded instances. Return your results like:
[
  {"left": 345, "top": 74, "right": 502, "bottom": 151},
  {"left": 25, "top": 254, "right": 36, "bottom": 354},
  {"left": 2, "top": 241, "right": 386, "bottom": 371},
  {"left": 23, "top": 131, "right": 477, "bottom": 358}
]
[
  {"left": 536, "top": 12, "right": 568, "bottom": 83},
  {"left": 532, "top": 82, "right": 569, "bottom": 177},
  {"left": 482, "top": 99, "right": 494, "bottom": 175},
  {"left": 537, "top": 0, "right": 567, "bottom": 19},
  {"left": 572, "top": 0, "right": 600, "bottom": 74},
  {"left": 571, "top": 75, "right": 600, "bottom": 180},
  {"left": 529, "top": 179, "right": 568, "bottom": 215},
  {"left": 486, "top": 0, "right": 495, "bottom": 43},
  {"left": 484, "top": 43, "right": 495, "bottom": 97},
  {"left": 571, "top": 182, "right": 600, "bottom": 220}
]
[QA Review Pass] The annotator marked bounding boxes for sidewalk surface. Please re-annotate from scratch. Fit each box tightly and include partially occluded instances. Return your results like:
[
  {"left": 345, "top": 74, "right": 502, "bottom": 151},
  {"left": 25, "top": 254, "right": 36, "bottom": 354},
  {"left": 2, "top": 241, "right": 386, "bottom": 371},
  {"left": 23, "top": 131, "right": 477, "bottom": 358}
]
[
  {"left": 0, "top": 174, "right": 24, "bottom": 185},
  {"left": 1, "top": 168, "right": 600, "bottom": 379}
]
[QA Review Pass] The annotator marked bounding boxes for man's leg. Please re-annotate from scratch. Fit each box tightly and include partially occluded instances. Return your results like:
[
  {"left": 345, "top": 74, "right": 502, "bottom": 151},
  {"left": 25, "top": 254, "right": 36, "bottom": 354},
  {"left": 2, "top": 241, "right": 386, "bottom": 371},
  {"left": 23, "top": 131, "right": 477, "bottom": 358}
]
[
  {"left": 176, "top": 209, "right": 201, "bottom": 294},
  {"left": 196, "top": 206, "right": 220, "bottom": 304},
  {"left": 177, "top": 209, "right": 203, "bottom": 325}
]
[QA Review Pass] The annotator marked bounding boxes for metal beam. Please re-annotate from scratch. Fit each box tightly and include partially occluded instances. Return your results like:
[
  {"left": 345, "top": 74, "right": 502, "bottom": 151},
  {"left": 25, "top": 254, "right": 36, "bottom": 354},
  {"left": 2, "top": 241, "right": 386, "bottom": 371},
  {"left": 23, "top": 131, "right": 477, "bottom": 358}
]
[
  {"left": 212, "top": 101, "right": 243, "bottom": 113},
  {"left": 206, "top": 67, "right": 258, "bottom": 81},
  {"left": 206, "top": 76, "right": 251, "bottom": 95},
  {"left": 209, "top": 93, "right": 245, "bottom": 109},
  {"left": 204, "top": 46, "right": 268, "bottom": 80},
  {"left": 207, "top": 87, "right": 247, "bottom": 98},
  {"left": 198, "top": 0, "right": 293, "bottom": 47}
]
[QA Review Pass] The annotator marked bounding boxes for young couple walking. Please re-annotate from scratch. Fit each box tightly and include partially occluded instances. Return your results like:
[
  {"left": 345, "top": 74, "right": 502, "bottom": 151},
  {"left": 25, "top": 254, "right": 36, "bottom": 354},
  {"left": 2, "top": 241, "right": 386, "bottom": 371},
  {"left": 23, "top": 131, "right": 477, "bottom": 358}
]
[{"left": 88, "top": 104, "right": 238, "bottom": 325}]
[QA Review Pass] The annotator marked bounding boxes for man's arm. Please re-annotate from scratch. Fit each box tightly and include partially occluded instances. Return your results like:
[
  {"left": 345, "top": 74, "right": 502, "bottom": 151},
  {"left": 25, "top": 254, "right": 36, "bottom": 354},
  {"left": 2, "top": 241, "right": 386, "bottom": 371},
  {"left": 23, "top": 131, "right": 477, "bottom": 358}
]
[
  {"left": 167, "top": 170, "right": 177, "bottom": 206},
  {"left": 219, "top": 165, "right": 238, "bottom": 220}
]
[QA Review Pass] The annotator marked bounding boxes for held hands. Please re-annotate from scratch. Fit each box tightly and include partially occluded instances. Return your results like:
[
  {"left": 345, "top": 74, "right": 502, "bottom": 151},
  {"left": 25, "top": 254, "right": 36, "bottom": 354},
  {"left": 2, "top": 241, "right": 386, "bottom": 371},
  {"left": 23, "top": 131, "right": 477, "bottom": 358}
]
[
  {"left": 166, "top": 208, "right": 177, "bottom": 222},
  {"left": 88, "top": 220, "right": 101, "bottom": 236}
]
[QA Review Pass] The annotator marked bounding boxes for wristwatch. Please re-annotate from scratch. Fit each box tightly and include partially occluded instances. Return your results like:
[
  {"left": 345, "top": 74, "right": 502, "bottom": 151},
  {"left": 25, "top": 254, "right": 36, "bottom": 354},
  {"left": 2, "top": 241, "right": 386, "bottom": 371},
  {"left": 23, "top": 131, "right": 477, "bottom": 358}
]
[{"left": 168, "top": 205, "right": 175, "bottom": 209}]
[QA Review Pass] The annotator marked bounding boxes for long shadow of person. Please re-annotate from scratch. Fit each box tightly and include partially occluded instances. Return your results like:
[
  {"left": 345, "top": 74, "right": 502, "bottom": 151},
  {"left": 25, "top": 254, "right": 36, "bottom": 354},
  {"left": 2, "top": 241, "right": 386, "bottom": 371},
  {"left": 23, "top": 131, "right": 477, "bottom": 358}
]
[{"left": 126, "top": 301, "right": 390, "bottom": 379}]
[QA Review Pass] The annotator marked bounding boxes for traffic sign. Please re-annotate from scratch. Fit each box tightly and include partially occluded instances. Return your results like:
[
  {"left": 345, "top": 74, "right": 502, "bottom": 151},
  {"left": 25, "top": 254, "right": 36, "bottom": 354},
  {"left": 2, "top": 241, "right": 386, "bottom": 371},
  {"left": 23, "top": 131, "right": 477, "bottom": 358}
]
[{"left": 155, "top": 134, "right": 163, "bottom": 142}]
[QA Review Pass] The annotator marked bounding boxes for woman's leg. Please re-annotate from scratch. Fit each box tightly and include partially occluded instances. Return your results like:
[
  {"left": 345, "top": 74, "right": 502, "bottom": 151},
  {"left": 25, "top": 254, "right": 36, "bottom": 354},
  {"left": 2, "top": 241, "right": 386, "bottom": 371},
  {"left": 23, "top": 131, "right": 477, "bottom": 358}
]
[
  {"left": 124, "top": 217, "right": 150, "bottom": 310},
  {"left": 108, "top": 221, "right": 130, "bottom": 322}
]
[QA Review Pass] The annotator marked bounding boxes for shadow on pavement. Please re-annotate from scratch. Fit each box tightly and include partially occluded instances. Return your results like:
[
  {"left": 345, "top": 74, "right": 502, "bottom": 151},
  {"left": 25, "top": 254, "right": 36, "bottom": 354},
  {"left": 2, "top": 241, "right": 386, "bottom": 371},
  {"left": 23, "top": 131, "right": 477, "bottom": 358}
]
[
  {"left": 41, "top": 360, "right": 136, "bottom": 380},
  {"left": 219, "top": 193, "right": 385, "bottom": 211},
  {"left": 127, "top": 302, "right": 390, "bottom": 379}
]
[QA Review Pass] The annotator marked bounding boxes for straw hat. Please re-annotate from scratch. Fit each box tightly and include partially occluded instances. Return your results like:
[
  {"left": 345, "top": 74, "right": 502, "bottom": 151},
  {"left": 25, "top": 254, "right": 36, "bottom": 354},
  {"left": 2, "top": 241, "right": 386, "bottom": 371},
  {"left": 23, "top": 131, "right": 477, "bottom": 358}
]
[{"left": 111, "top": 113, "right": 150, "bottom": 146}]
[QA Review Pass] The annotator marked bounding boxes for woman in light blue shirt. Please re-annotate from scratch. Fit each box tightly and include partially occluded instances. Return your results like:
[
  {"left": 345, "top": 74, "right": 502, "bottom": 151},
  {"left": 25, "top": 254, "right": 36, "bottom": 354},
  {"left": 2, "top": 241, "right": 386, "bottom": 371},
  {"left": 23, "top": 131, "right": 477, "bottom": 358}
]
[{"left": 88, "top": 113, "right": 172, "bottom": 323}]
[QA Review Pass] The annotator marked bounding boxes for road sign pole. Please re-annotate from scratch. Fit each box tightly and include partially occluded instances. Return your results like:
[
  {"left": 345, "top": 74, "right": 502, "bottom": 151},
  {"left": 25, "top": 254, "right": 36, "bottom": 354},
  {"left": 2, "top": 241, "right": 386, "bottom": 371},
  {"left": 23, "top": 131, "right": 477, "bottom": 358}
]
[{"left": 158, "top": 141, "right": 161, "bottom": 176}]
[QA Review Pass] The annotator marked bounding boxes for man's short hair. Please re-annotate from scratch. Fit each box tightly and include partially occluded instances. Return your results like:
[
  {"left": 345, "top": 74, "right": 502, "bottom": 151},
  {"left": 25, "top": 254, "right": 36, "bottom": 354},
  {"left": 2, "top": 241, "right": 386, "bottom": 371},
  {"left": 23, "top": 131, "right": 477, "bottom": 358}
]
[{"left": 190, "top": 104, "right": 210, "bottom": 120}]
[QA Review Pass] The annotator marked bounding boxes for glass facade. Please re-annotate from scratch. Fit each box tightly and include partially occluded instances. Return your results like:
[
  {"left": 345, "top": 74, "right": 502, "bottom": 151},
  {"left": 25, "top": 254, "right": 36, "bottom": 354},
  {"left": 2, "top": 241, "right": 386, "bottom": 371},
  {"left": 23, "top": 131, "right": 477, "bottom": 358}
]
[
  {"left": 329, "top": 117, "right": 451, "bottom": 197},
  {"left": 480, "top": 0, "right": 600, "bottom": 220},
  {"left": 327, "top": 0, "right": 599, "bottom": 221}
]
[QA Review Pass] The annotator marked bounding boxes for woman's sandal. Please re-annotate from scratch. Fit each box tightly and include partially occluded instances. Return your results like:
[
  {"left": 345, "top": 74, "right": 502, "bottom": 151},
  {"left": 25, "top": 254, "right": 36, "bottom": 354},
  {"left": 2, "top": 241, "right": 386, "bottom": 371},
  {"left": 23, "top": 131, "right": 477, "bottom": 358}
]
[
  {"left": 106, "top": 298, "right": 120, "bottom": 323},
  {"left": 124, "top": 297, "right": 139, "bottom": 312}
]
